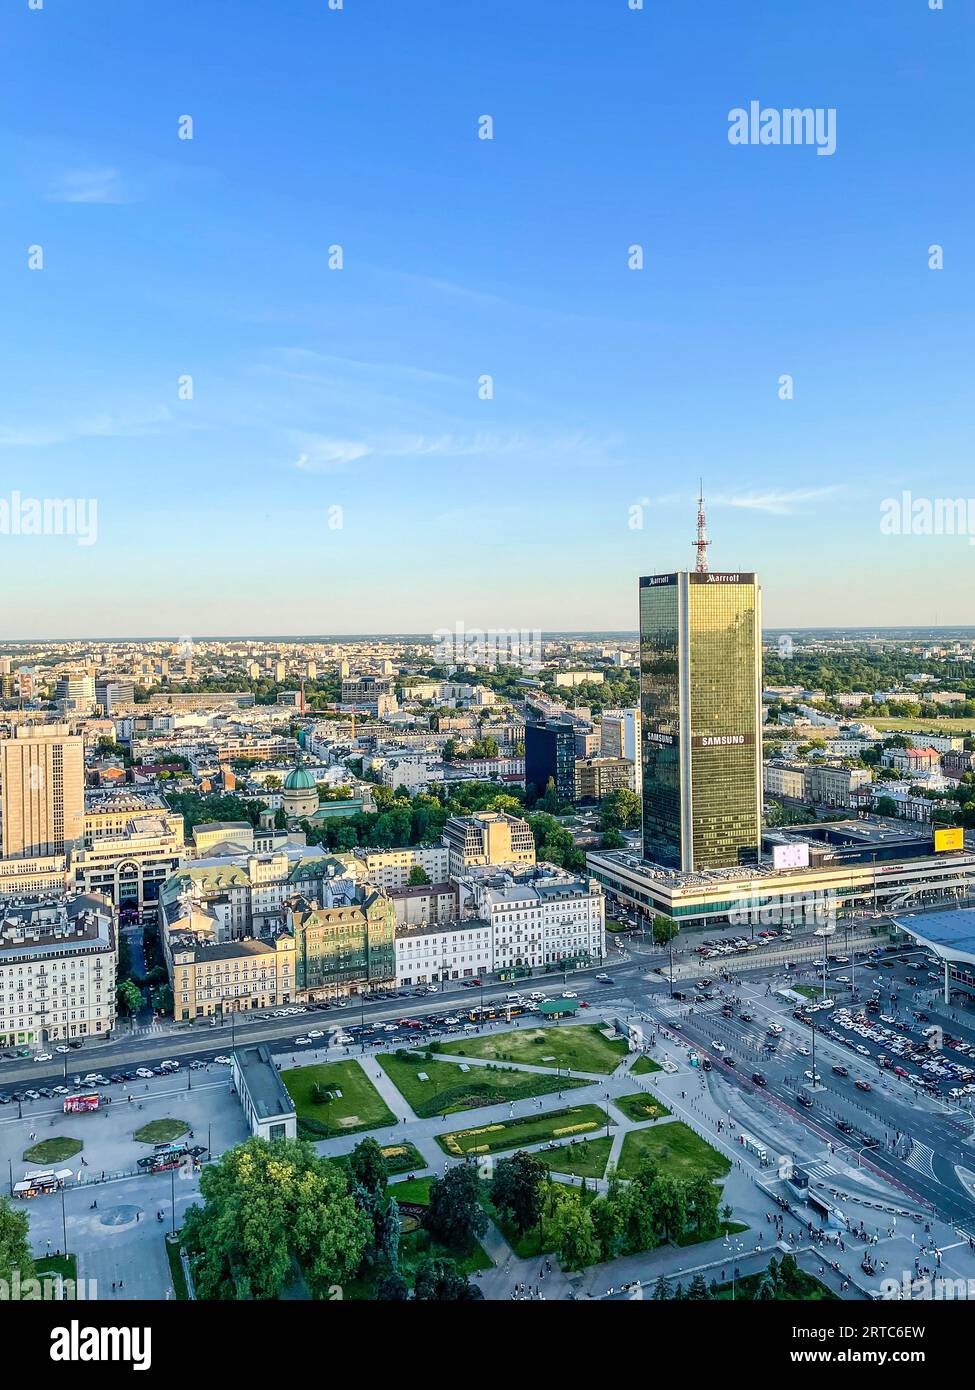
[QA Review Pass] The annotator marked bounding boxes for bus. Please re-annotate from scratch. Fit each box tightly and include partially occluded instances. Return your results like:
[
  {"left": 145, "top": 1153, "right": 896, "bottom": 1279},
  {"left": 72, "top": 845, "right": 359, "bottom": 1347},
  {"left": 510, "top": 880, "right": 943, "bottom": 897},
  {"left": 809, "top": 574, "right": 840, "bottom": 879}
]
[
  {"left": 13, "top": 1169, "right": 73, "bottom": 1199},
  {"left": 738, "top": 1132, "right": 769, "bottom": 1163},
  {"left": 466, "top": 1003, "right": 527, "bottom": 1024},
  {"left": 63, "top": 1093, "right": 99, "bottom": 1114}
]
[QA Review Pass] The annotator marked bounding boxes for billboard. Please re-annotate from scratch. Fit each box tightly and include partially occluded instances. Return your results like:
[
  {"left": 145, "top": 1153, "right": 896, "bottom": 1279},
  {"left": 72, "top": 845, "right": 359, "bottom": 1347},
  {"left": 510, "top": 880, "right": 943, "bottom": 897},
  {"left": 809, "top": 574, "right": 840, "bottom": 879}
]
[
  {"left": 773, "top": 842, "right": 810, "bottom": 870},
  {"left": 934, "top": 826, "right": 964, "bottom": 853}
]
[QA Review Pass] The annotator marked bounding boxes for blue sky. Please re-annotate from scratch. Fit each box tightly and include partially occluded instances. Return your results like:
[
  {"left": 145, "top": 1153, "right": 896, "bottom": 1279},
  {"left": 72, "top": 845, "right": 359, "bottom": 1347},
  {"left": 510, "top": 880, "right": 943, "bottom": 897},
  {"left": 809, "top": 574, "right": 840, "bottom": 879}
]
[{"left": 1, "top": 0, "right": 972, "bottom": 638}]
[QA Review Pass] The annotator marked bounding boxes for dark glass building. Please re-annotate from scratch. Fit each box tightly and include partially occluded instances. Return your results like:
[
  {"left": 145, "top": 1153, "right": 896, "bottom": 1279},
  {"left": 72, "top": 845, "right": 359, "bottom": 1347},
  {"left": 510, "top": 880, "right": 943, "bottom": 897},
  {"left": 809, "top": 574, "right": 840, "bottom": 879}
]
[
  {"left": 525, "top": 717, "right": 577, "bottom": 803},
  {"left": 639, "top": 571, "right": 762, "bottom": 871}
]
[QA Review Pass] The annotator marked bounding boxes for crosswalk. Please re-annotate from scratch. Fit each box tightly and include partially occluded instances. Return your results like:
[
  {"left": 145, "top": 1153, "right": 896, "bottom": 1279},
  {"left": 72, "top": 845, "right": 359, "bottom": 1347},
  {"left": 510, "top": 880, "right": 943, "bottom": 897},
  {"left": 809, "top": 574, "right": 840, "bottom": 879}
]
[{"left": 904, "top": 1140, "right": 936, "bottom": 1178}]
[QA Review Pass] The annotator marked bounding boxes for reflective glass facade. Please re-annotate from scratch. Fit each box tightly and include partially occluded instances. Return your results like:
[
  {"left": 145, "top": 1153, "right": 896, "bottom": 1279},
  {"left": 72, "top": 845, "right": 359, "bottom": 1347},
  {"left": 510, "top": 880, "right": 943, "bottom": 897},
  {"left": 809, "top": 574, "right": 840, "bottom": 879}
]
[{"left": 640, "top": 571, "right": 762, "bottom": 871}]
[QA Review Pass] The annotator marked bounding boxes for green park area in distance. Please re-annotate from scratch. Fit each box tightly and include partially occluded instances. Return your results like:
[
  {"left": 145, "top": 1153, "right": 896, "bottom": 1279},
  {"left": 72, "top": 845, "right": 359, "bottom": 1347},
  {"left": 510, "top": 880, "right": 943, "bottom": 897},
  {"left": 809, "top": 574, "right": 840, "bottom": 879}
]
[
  {"left": 282, "top": 1059, "right": 397, "bottom": 1139},
  {"left": 436, "top": 1023, "right": 629, "bottom": 1075},
  {"left": 377, "top": 1051, "right": 586, "bottom": 1118}
]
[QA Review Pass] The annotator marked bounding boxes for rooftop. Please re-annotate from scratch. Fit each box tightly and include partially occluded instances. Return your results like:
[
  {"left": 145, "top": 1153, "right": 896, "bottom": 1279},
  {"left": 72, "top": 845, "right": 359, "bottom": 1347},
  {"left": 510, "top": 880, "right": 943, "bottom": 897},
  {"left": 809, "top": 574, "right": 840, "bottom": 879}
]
[{"left": 233, "top": 1044, "right": 296, "bottom": 1123}]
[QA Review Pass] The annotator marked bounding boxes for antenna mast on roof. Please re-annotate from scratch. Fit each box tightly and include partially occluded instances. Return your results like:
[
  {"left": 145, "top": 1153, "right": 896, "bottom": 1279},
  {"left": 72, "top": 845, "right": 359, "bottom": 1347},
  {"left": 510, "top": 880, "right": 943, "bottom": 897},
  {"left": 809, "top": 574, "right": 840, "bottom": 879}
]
[{"left": 695, "top": 481, "right": 710, "bottom": 574}]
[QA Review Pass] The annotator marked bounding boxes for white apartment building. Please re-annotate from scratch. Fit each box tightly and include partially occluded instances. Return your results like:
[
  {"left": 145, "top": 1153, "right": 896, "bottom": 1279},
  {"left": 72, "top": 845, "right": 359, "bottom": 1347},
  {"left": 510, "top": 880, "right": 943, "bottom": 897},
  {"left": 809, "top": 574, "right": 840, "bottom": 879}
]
[
  {"left": 0, "top": 893, "right": 117, "bottom": 1046},
  {"left": 395, "top": 919, "right": 493, "bottom": 985},
  {"left": 763, "top": 761, "right": 807, "bottom": 800},
  {"left": 352, "top": 845, "right": 449, "bottom": 890}
]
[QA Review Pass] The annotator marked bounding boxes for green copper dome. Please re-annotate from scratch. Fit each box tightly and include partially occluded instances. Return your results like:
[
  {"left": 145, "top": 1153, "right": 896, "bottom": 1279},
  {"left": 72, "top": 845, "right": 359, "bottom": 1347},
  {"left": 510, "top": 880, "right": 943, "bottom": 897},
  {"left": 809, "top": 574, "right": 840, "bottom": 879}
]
[{"left": 284, "top": 759, "right": 316, "bottom": 792}]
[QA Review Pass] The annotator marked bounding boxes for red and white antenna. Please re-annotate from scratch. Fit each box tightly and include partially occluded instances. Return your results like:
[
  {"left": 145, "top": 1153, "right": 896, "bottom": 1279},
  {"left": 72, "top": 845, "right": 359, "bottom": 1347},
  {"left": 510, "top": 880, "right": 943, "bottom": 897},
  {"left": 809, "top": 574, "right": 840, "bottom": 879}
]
[{"left": 695, "top": 481, "right": 709, "bottom": 574}]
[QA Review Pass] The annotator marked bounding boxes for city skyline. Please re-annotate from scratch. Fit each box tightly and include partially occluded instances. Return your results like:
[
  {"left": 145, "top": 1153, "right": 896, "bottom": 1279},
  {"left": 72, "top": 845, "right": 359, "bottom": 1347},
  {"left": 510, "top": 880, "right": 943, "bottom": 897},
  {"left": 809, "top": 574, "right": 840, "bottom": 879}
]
[{"left": 3, "top": 0, "right": 973, "bottom": 637}]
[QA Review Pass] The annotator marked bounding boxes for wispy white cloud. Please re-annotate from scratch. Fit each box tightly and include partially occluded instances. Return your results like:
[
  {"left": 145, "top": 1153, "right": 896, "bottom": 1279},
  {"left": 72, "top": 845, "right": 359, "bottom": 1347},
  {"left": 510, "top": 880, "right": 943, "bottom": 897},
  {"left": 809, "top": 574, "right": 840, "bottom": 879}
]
[
  {"left": 649, "top": 486, "right": 843, "bottom": 516},
  {"left": 48, "top": 167, "right": 126, "bottom": 204},
  {"left": 0, "top": 407, "right": 172, "bottom": 448},
  {"left": 292, "top": 429, "right": 613, "bottom": 473}
]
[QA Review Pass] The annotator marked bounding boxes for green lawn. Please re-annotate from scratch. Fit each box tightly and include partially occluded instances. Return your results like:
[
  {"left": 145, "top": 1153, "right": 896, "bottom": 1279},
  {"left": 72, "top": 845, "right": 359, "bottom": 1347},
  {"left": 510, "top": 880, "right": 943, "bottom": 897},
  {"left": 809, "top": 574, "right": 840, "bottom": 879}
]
[
  {"left": 282, "top": 1059, "right": 397, "bottom": 1139},
  {"left": 437, "top": 1103, "right": 613, "bottom": 1157},
  {"left": 437, "top": 1024, "right": 629, "bottom": 1076},
  {"left": 675, "top": 1218, "right": 748, "bottom": 1249},
  {"left": 333, "top": 1140, "right": 427, "bottom": 1180},
  {"left": 872, "top": 717, "right": 975, "bottom": 734},
  {"left": 713, "top": 1266, "right": 836, "bottom": 1300},
  {"left": 616, "top": 1121, "right": 730, "bottom": 1182},
  {"left": 538, "top": 1136, "right": 613, "bottom": 1180},
  {"left": 133, "top": 1118, "right": 189, "bottom": 1145},
  {"left": 631, "top": 1055, "right": 662, "bottom": 1076},
  {"left": 23, "top": 1137, "right": 82, "bottom": 1163},
  {"left": 612, "top": 1091, "right": 672, "bottom": 1124},
  {"left": 165, "top": 1236, "right": 189, "bottom": 1300},
  {"left": 377, "top": 1051, "right": 587, "bottom": 1118},
  {"left": 389, "top": 1175, "right": 435, "bottom": 1205},
  {"left": 35, "top": 1253, "right": 78, "bottom": 1288}
]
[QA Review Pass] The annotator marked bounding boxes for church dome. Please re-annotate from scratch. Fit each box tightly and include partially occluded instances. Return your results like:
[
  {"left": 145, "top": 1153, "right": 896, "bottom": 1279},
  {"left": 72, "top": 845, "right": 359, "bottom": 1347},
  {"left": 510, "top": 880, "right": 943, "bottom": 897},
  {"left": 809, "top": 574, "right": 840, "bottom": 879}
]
[{"left": 284, "top": 760, "right": 315, "bottom": 792}]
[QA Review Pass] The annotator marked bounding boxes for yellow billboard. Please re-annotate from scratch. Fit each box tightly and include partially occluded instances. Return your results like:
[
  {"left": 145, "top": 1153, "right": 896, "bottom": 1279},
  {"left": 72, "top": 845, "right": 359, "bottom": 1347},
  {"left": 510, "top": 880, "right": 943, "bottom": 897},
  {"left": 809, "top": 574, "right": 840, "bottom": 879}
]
[{"left": 934, "top": 827, "right": 964, "bottom": 852}]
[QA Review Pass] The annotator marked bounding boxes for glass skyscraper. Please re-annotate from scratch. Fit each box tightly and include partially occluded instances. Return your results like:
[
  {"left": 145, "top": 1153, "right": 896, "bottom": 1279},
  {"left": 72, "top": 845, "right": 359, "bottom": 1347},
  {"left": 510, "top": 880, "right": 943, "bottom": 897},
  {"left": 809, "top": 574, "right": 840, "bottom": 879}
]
[{"left": 639, "top": 571, "right": 762, "bottom": 871}]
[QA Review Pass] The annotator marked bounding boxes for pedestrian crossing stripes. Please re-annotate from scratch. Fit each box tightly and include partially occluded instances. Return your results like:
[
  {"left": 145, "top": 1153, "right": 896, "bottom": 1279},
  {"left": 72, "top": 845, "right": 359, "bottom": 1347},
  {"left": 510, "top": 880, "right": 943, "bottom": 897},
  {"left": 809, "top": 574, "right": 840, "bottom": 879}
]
[{"left": 904, "top": 1141, "right": 936, "bottom": 1177}]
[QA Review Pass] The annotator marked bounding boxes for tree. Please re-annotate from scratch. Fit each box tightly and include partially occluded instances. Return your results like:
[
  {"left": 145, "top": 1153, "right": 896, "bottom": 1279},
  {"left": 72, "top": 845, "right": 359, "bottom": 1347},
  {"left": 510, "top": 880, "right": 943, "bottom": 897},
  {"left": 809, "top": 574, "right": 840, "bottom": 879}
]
[
  {"left": 376, "top": 1271, "right": 410, "bottom": 1301},
  {"left": 754, "top": 1273, "right": 777, "bottom": 1301},
  {"left": 406, "top": 865, "right": 431, "bottom": 887},
  {"left": 547, "top": 1188, "right": 600, "bottom": 1271},
  {"left": 0, "top": 1198, "right": 34, "bottom": 1285},
  {"left": 651, "top": 915, "right": 679, "bottom": 949},
  {"left": 182, "top": 1138, "right": 371, "bottom": 1300},
  {"left": 348, "top": 1137, "right": 388, "bottom": 1198},
  {"left": 413, "top": 1256, "right": 483, "bottom": 1301},
  {"left": 426, "top": 1164, "right": 487, "bottom": 1252},
  {"left": 686, "top": 1273, "right": 712, "bottom": 1300},
  {"left": 652, "top": 1274, "right": 671, "bottom": 1300},
  {"left": 599, "top": 789, "right": 641, "bottom": 831},
  {"left": 600, "top": 828, "right": 625, "bottom": 850},
  {"left": 490, "top": 1151, "right": 547, "bottom": 1236},
  {"left": 116, "top": 978, "right": 143, "bottom": 1015}
]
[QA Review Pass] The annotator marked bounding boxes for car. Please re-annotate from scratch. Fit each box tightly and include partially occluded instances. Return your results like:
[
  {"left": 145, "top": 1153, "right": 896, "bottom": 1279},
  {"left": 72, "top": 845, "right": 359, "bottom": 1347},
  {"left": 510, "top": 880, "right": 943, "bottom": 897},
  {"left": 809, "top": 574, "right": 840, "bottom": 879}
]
[
  {"left": 24, "top": 1089, "right": 41, "bottom": 1100},
  {"left": 561, "top": 991, "right": 578, "bottom": 1000},
  {"left": 751, "top": 1072, "right": 767, "bottom": 1086},
  {"left": 856, "top": 1045, "right": 870, "bottom": 1056},
  {"left": 55, "top": 1046, "right": 71, "bottom": 1054},
  {"left": 135, "top": 1068, "right": 155, "bottom": 1080},
  {"left": 832, "top": 1064, "right": 849, "bottom": 1077},
  {"left": 444, "top": 1017, "right": 460, "bottom": 1026},
  {"left": 796, "top": 1093, "right": 813, "bottom": 1107},
  {"left": 836, "top": 1118, "right": 854, "bottom": 1133},
  {"left": 294, "top": 1036, "right": 311, "bottom": 1045},
  {"left": 855, "top": 1079, "right": 872, "bottom": 1092},
  {"left": 307, "top": 1030, "right": 324, "bottom": 1039},
  {"left": 33, "top": 1053, "right": 53, "bottom": 1063},
  {"left": 213, "top": 1055, "right": 232, "bottom": 1065},
  {"left": 723, "top": 1056, "right": 736, "bottom": 1067},
  {"left": 189, "top": 1060, "right": 205, "bottom": 1070},
  {"left": 712, "top": 1042, "right": 726, "bottom": 1053},
  {"left": 426, "top": 985, "right": 440, "bottom": 994},
  {"left": 803, "top": 1070, "right": 822, "bottom": 1083},
  {"left": 595, "top": 973, "right": 612, "bottom": 983},
  {"left": 68, "top": 1040, "right": 83, "bottom": 1049},
  {"left": 797, "top": 1045, "right": 811, "bottom": 1056},
  {"left": 52, "top": 1085, "right": 70, "bottom": 1096}
]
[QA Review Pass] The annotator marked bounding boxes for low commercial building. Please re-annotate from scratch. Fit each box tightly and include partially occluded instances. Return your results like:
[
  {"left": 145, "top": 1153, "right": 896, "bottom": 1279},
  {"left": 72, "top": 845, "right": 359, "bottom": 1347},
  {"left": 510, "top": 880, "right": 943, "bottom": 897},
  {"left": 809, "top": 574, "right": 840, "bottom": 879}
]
[
  {"left": 453, "top": 865, "right": 606, "bottom": 972},
  {"left": 231, "top": 1044, "right": 297, "bottom": 1142},
  {"left": 587, "top": 821, "right": 975, "bottom": 928},
  {"left": 0, "top": 854, "right": 70, "bottom": 902},
  {"left": 0, "top": 893, "right": 117, "bottom": 1046}
]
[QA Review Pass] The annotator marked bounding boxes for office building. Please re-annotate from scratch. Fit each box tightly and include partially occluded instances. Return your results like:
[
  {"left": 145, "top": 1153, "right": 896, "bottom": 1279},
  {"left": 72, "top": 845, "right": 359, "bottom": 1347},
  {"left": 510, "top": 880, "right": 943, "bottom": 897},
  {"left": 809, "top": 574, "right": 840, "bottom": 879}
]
[
  {"left": 443, "top": 810, "right": 536, "bottom": 877},
  {"left": 525, "top": 717, "right": 577, "bottom": 803},
  {"left": 639, "top": 567, "right": 762, "bottom": 871},
  {"left": 574, "top": 756, "right": 635, "bottom": 802},
  {"left": 169, "top": 935, "right": 296, "bottom": 1020},
  {"left": 0, "top": 724, "right": 85, "bottom": 860}
]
